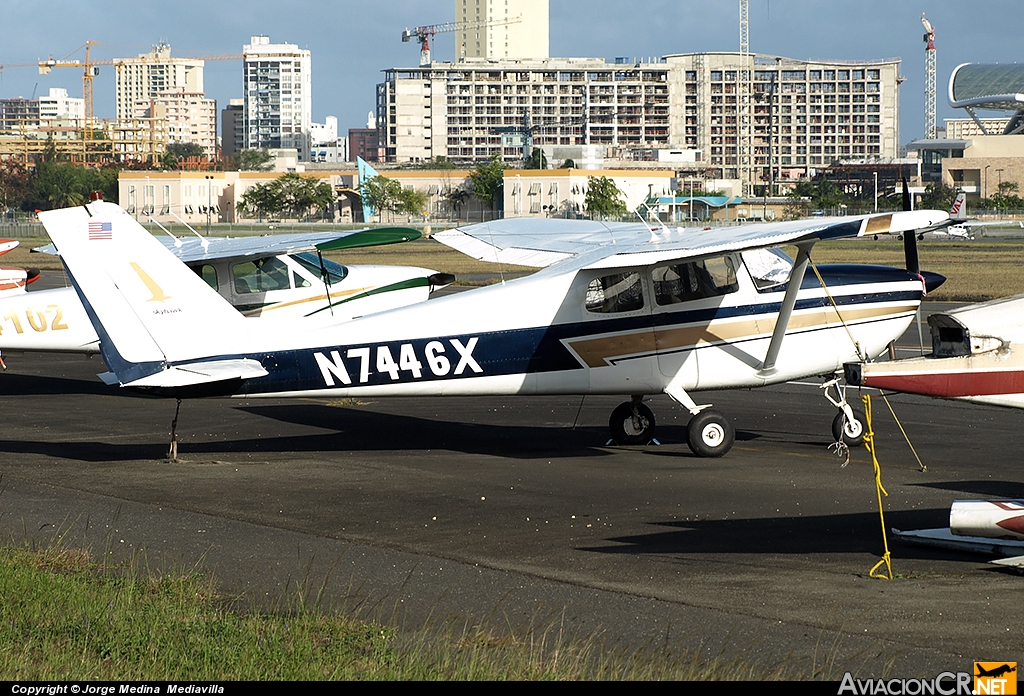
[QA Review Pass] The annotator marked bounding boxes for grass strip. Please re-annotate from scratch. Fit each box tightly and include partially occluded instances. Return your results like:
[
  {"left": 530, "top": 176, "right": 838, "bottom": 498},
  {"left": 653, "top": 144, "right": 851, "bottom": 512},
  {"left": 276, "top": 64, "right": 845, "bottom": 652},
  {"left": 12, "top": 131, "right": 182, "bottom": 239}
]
[{"left": 0, "top": 545, "right": 794, "bottom": 680}]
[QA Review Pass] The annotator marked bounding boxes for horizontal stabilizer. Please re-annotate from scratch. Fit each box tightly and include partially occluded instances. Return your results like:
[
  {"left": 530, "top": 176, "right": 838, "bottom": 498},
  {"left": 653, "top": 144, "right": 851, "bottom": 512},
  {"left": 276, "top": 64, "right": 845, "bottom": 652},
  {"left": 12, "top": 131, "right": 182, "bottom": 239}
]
[{"left": 119, "top": 358, "right": 268, "bottom": 388}]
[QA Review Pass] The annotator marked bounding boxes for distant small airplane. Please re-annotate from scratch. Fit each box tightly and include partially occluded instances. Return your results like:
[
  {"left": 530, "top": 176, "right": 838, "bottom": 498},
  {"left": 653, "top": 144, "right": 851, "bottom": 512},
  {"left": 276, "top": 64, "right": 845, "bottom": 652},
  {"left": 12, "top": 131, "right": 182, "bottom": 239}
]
[
  {"left": 0, "top": 219, "right": 452, "bottom": 359},
  {"left": 931, "top": 192, "right": 1023, "bottom": 240},
  {"left": 38, "top": 200, "right": 949, "bottom": 457}
]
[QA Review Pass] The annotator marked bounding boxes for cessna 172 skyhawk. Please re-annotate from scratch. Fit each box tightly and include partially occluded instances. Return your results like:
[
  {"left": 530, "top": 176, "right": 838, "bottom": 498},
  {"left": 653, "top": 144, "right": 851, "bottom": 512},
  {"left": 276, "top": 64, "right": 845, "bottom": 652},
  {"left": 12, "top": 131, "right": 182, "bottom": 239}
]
[
  {"left": 39, "top": 201, "right": 947, "bottom": 458},
  {"left": 0, "top": 224, "right": 450, "bottom": 357}
]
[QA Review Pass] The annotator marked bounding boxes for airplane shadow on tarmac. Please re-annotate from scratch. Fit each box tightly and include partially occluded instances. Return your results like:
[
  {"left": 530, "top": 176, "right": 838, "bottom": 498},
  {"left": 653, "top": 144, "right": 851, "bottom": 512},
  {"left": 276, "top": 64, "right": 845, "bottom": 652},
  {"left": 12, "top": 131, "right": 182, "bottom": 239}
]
[
  {"left": 579, "top": 508, "right": 991, "bottom": 561},
  {"left": 0, "top": 372, "right": 120, "bottom": 397},
  {"left": 0, "top": 401, "right": 723, "bottom": 462}
]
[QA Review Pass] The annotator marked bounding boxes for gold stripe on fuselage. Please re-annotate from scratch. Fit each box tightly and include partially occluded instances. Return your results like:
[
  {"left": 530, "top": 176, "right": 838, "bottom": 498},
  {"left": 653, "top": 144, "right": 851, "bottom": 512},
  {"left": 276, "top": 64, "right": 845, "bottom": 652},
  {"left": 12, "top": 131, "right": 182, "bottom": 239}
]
[
  {"left": 566, "top": 303, "right": 916, "bottom": 368},
  {"left": 240, "top": 286, "right": 373, "bottom": 317}
]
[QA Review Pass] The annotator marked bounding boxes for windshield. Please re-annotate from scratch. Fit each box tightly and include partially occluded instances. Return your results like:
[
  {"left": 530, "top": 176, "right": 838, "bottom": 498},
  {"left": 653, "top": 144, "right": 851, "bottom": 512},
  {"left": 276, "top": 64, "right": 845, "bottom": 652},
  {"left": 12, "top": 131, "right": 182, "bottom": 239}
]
[
  {"left": 293, "top": 252, "right": 348, "bottom": 285},
  {"left": 742, "top": 248, "right": 793, "bottom": 290}
]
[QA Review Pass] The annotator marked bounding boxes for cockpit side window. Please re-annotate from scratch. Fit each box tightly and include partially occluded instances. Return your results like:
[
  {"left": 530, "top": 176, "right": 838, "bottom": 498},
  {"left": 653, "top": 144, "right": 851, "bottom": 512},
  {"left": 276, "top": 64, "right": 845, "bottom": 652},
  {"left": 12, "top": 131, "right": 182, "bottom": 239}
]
[
  {"left": 652, "top": 255, "right": 739, "bottom": 306},
  {"left": 585, "top": 272, "right": 644, "bottom": 313},
  {"left": 232, "top": 257, "right": 292, "bottom": 294},
  {"left": 293, "top": 252, "right": 348, "bottom": 285}
]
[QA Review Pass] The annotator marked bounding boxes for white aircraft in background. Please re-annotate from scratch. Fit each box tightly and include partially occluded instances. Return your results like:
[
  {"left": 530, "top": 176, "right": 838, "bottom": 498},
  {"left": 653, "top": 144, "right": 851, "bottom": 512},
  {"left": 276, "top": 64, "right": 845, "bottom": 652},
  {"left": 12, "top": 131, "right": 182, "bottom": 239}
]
[
  {"left": 39, "top": 201, "right": 947, "bottom": 458},
  {"left": 846, "top": 292, "right": 1024, "bottom": 409},
  {"left": 932, "top": 193, "right": 1023, "bottom": 240},
  {"left": 0, "top": 219, "right": 452, "bottom": 358},
  {"left": 0, "top": 239, "right": 40, "bottom": 296}
]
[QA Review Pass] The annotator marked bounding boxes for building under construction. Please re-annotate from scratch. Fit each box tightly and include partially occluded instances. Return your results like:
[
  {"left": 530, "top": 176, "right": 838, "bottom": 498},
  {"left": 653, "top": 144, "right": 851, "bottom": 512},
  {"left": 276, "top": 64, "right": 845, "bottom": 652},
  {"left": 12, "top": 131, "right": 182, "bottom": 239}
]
[{"left": 377, "top": 52, "right": 902, "bottom": 195}]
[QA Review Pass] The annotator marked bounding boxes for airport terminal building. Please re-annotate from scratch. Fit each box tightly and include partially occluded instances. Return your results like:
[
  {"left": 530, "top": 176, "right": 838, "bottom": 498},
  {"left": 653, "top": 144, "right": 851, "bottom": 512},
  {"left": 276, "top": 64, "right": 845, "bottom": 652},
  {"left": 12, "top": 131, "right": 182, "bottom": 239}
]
[{"left": 377, "top": 52, "right": 901, "bottom": 193}]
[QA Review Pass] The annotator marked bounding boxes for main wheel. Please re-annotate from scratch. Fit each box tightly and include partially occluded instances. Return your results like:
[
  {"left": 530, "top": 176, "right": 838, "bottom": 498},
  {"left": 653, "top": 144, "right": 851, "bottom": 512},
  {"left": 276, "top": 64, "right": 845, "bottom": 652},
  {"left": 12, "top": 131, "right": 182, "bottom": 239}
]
[
  {"left": 609, "top": 402, "right": 656, "bottom": 445},
  {"left": 686, "top": 410, "right": 734, "bottom": 458},
  {"left": 832, "top": 409, "right": 866, "bottom": 446}
]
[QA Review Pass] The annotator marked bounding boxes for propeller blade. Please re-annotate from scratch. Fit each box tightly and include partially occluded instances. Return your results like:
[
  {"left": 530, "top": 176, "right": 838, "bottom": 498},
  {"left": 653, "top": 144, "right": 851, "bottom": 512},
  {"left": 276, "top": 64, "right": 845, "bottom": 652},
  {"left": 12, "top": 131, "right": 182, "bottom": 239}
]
[{"left": 902, "top": 178, "right": 920, "bottom": 274}]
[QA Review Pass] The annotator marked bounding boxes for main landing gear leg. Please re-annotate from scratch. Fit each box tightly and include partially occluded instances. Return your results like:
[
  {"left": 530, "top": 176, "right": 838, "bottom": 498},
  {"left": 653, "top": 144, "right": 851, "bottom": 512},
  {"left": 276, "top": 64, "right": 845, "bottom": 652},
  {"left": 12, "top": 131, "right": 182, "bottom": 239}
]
[
  {"left": 608, "top": 395, "right": 658, "bottom": 446},
  {"left": 665, "top": 384, "right": 735, "bottom": 458},
  {"left": 821, "top": 377, "right": 866, "bottom": 447}
]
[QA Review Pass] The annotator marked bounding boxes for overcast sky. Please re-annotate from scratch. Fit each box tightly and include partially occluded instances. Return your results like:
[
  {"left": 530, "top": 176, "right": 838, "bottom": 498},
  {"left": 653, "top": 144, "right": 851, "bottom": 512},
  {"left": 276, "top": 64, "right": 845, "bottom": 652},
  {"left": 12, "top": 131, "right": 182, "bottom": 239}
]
[{"left": 2, "top": 1, "right": 1022, "bottom": 144}]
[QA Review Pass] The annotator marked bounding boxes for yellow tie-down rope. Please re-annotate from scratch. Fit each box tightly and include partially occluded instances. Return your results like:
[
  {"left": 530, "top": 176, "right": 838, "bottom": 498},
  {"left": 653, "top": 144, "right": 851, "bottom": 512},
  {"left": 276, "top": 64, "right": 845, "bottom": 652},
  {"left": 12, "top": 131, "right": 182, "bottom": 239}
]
[
  {"left": 861, "top": 394, "right": 893, "bottom": 580},
  {"left": 809, "top": 259, "right": 928, "bottom": 472},
  {"left": 806, "top": 258, "right": 938, "bottom": 579}
]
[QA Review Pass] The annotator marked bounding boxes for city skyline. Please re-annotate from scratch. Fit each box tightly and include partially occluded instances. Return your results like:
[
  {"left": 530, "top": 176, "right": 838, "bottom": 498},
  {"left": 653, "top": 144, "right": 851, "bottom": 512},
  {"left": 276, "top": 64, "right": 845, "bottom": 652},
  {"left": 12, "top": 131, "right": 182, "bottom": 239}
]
[{"left": 2, "top": 0, "right": 1022, "bottom": 145}]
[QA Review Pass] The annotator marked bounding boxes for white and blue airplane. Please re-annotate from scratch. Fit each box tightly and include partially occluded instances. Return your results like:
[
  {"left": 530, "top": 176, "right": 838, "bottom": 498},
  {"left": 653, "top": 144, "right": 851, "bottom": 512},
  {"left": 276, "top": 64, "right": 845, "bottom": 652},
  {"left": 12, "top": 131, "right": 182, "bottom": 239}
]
[
  {"left": 38, "top": 200, "right": 948, "bottom": 458},
  {"left": 0, "top": 221, "right": 450, "bottom": 357}
]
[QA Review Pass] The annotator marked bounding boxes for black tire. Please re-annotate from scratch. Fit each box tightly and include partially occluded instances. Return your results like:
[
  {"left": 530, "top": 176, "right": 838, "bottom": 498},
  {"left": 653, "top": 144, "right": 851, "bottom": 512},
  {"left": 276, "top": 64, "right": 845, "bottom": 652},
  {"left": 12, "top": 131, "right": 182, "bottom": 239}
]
[
  {"left": 686, "top": 410, "right": 735, "bottom": 458},
  {"left": 609, "top": 402, "right": 656, "bottom": 446},
  {"left": 832, "top": 409, "right": 866, "bottom": 447}
]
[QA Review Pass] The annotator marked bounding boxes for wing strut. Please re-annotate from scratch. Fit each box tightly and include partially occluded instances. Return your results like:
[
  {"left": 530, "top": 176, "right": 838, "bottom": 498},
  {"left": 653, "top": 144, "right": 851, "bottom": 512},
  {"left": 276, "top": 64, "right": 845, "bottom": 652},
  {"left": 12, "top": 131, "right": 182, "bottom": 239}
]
[{"left": 759, "top": 241, "right": 815, "bottom": 375}]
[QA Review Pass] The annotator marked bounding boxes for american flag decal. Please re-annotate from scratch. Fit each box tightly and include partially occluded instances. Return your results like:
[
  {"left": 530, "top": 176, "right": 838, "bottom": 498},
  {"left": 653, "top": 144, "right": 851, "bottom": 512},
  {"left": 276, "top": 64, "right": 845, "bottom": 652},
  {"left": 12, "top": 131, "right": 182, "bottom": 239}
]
[{"left": 88, "top": 221, "right": 112, "bottom": 240}]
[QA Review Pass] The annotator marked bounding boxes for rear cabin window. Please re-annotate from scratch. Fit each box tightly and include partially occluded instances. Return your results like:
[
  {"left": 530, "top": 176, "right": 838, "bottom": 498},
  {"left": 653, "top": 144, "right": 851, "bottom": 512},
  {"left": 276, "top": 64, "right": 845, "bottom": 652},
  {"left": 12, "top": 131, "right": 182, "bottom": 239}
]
[
  {"left": 192, "top": 264, "right": 218, "bottom": 291},
  {"left": 652, "top": 256, "right": 739, "bottom": 305},
  {"left": 585, "top": 272, "right": 644, "bottom": 313}
]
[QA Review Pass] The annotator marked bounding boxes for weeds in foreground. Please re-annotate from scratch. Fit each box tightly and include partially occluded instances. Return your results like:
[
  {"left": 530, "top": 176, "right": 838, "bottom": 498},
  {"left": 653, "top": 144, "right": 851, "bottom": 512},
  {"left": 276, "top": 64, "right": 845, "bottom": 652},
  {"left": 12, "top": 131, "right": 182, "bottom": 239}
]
[{"left": 0, "top": 545, "right": 797, "bottom": 680}]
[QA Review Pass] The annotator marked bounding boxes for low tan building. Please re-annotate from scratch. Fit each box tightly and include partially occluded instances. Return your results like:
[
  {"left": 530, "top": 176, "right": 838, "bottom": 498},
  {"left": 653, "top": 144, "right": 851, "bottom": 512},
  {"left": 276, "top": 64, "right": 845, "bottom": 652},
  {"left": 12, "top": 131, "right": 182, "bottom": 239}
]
[
  {"left": 502, "top": 168, "right": 675, "bottom": 217},
  {"left": 909, "top": 136, "right": 1024, "bottom": 199},
  {"left": 119, "top": 167, "right": 682, "bottom": 225}
]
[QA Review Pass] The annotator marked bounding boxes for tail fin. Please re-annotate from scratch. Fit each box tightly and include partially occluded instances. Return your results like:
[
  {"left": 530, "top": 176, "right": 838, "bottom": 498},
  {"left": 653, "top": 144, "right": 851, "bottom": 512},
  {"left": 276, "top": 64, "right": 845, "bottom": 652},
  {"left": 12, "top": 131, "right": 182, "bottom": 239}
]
[
  {"left": 949, "top": 192, "right": 967, "bottom": 220},
  {"left": 38, "top": 201, "right": 264, "bottom": 387}
]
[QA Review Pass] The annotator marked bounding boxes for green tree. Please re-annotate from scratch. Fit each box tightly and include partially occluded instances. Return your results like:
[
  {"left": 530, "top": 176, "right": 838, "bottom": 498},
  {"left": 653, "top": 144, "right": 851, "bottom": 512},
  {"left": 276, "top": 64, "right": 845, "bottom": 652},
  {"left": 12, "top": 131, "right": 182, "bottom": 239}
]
[
  {"left": 469, "top": 154, "right": 504, "bottom": 217},
  {"left": 238, "top": 181, "right": 284, "bottom": 221},
  {"left": 919, "top": 183, "right": 957, "bottom": 211},
  {"left": 238, "top": 174, "right": 335, "bottom": 221},
  {"left": 238, "top": 148, "right": 275, "bottom": 172},
  {"left": 0, "top": 161, "right": 32, "bottom": 214},
  {"left": 395, "top": 186, "right": 427, "bottom": 217},
  {"left": 166, "top": 142, "right": 205, "bottom": 159},
  {"left": 276, "top": 173, "right": 335, "bottom": 220},
  {"left": 791, "top": 177, "right": 847, "bottom": 212},
  {"left": 525, "top": 148, "right": 548, "bottom": 170},
  {"left": 361, "top": 175, "right": 404, "bottom": 222},
  {"left": 584, "top": 176, "right": 627, "bottom": 219},
  {"left": 559, "top": 159, "right": 576, "bottom": 169},
  {"left": 442, "top": 185, "right": 469, "bottom": 219}
]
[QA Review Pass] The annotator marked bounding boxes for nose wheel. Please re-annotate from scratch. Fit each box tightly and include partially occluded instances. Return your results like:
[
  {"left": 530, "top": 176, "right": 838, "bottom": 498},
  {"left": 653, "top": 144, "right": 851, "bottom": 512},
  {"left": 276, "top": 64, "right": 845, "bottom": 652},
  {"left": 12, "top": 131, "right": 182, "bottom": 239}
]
[{"left": 832, "top": 408, "right": 866, "bottom": 446}]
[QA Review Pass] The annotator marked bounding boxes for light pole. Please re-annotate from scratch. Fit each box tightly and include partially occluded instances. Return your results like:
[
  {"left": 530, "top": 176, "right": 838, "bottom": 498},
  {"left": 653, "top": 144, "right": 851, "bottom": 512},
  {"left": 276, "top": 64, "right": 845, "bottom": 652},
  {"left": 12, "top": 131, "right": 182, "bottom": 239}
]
[
  {"left": 873, "top": 171, "right": 878, "bottom": 212},
  {"left": 985, "top": 165, "right": 992, "bottom": 200},
  {"left": 204, "top": 175, "right": 213, "bottom": 231}
]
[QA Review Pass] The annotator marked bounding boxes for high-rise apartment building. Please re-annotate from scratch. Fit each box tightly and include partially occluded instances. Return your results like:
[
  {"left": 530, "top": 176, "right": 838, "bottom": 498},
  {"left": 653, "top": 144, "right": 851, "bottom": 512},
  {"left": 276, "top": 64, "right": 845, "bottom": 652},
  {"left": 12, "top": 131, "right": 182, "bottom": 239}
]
[
  {"left": 221, "top": 99, "right": 245, "bottom": 160},
  {"left": 378, "top": 52, "right": 901, "bottom": 192},
  {"left": 456, "top": 0, "right": 548, "bottom": 61},
  {"left": 38, "top": 88, "right": 85, "bottom": 123},
  {"left": 114, "top": 44, "right": 204, "bottom": 122},
  {"left": 242, "top": 36, "right": 312, "bottom": 160},
  {"left": 134, "top": 88, "right": 217, "bottom": 159}
]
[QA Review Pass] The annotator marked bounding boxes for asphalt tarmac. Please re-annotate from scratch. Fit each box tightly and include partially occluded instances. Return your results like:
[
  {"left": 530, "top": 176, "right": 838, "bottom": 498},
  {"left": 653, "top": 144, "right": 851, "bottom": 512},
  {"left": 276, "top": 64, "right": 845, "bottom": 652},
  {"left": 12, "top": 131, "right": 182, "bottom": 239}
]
[{"left": 1, "top": 307, "right": 1021, "bottom": 678}]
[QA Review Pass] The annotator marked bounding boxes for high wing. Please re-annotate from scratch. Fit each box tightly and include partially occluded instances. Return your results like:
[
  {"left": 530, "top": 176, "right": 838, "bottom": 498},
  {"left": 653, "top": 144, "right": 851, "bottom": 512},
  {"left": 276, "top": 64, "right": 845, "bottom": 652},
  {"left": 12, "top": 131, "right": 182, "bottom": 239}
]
[
  {"left": 433, "top": 211, "right": 948, "bottom": 271},
  {"left": 34, "top": 226, "right": 420, "bottom": 263}
]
